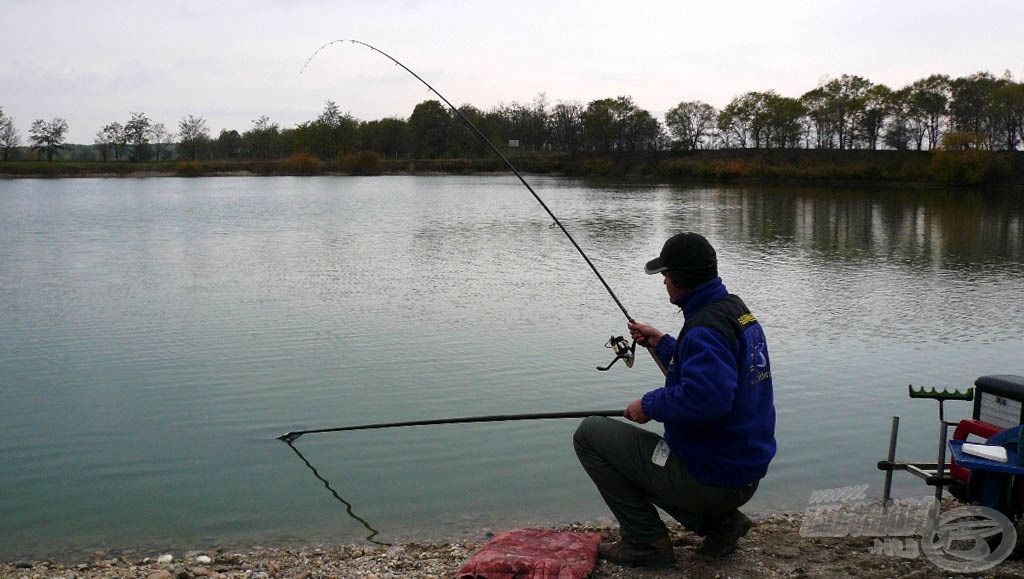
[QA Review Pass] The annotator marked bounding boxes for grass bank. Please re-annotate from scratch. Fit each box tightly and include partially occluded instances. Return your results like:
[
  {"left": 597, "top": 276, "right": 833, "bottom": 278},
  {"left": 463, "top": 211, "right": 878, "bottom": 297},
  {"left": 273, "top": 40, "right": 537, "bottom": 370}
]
[{"left": 2, "top": 149, "right": 1022, "bottom": 189}]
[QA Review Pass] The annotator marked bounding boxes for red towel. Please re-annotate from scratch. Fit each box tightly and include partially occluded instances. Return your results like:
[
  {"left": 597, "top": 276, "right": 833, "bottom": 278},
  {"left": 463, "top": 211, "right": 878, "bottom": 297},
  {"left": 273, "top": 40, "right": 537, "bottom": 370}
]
[{"left": 457, "top": 528, "right": 602, "bottom": 579}]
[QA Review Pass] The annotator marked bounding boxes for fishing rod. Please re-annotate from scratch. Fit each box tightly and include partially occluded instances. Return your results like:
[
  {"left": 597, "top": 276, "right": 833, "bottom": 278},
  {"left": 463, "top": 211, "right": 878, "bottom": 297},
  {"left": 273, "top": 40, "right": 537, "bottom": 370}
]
[
  {"left": 303, "top": 39, "right": 665, "bottom": 375},
  {"left": 278, "top": 409, "right": 623, "bottom": 443}
]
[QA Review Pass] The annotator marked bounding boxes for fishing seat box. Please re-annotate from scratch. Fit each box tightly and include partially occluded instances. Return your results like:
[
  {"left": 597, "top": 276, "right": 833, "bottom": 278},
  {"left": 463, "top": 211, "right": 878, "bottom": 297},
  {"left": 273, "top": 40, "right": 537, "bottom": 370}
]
[
  {"left": 973, "top": 375, "right": 1024, "bottom": 429},
  {"left": 949, "top": 375, "right": 1024, "bottom": 485}
]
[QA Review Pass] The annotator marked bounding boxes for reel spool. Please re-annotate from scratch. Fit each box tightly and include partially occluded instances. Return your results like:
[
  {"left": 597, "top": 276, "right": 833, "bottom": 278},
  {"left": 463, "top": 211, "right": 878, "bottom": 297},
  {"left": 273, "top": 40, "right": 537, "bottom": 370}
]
[{"left": 596, "top": 335, "right": 636, "bottom": 371}]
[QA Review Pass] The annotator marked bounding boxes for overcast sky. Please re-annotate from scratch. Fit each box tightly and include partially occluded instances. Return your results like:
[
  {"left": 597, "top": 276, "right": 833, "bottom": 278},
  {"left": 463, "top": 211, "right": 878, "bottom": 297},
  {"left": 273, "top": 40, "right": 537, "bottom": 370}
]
[{"left": 4, "top": 0, "right": 1023, "bottom": 144}]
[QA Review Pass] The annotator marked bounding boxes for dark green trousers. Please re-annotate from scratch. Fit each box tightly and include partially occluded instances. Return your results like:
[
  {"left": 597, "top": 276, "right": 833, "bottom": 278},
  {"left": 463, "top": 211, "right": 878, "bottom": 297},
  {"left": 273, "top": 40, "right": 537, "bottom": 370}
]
[{"left": 573, "top": 415, "right": 756, "bottom": 544}]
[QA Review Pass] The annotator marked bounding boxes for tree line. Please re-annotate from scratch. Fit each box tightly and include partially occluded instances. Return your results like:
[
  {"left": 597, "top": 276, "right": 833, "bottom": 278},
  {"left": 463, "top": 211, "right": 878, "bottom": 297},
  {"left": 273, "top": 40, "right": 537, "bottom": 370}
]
[{"left": 1, "top": 69, "right": 1022, "bottom": 164}]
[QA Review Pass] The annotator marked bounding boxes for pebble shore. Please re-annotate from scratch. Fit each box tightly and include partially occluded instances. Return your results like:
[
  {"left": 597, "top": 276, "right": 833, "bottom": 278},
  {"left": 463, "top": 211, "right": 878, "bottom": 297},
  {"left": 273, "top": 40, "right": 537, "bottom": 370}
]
[{"left": 7, "top": 513, "right": 1024, "bottom": 578}]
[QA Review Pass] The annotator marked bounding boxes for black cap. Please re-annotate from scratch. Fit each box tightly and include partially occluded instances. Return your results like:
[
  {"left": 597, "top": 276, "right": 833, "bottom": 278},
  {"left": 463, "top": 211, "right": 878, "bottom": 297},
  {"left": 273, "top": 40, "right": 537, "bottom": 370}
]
[{"left": 644, "top": 232, "right": 718, "bottom": 276}]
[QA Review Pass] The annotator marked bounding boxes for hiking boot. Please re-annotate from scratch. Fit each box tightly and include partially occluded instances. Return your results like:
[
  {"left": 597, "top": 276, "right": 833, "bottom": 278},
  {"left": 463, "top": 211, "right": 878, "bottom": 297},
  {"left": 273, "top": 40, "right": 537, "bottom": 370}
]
[
  {"left": 699, "top": 510, "right": 752, "bottom": 558},
  {"left": 598, "top": 536, "right": 675, "bottom": 569}
]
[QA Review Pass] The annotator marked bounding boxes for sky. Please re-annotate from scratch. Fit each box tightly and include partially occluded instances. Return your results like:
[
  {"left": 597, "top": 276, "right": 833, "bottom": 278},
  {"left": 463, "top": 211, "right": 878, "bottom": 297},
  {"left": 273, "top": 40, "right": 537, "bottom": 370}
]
[{"left": 3, "top": 0, "right": 1023, "bottom": 144}]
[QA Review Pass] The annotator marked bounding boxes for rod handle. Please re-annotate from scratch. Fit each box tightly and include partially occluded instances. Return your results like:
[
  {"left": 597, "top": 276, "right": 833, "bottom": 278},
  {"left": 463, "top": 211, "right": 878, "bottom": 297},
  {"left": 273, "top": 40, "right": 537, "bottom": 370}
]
[{"left": 645, "top": 345, "right": 667, "bottom": 375}]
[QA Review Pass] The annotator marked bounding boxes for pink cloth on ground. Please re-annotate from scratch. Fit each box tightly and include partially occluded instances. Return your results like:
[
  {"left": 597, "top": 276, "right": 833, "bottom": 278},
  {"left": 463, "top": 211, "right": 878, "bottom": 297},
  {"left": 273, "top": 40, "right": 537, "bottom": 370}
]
[{"left": 457, "top": 528, "right": 602, "bottom": 579}]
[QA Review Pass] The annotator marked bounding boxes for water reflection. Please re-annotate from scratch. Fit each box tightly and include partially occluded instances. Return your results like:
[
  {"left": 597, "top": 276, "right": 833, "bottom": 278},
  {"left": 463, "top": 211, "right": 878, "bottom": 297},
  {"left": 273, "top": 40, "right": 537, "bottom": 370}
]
[
  {"left": 537, "top": 179, "right": 1022, "bottom": 279},
  {"left": 713, "top": 186, "right": 1023, "bottom": 271}
]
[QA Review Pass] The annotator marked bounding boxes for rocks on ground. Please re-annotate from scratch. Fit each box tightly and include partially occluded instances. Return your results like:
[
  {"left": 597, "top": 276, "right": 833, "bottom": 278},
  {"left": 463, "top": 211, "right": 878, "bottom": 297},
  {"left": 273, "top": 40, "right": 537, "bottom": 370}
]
[{"left": 5, "top": 513, "right": 1024, "bottom": 578}]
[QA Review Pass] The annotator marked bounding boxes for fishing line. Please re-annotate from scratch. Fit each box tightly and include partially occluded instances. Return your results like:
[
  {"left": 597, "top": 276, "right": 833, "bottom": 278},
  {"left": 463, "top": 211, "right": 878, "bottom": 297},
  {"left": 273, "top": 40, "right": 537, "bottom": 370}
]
[
  {"left": 302, "top": 39, "right": 634, "bottom": 322},
  {"left": 283, "top": 439, "right": 384, "bottom": 544}
]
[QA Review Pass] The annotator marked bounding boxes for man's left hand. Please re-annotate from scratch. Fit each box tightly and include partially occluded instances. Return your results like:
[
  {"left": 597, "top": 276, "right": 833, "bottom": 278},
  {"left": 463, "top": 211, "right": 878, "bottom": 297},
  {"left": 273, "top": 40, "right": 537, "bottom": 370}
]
[{"left": 624, "top": 399, "right": 650, "bottom": 424}]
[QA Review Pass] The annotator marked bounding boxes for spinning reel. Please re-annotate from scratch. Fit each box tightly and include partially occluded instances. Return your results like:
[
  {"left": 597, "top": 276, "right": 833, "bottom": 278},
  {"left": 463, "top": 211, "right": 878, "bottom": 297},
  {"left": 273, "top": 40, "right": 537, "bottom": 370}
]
[{"left": 596, "top": 335, "right": 636, "bottom": 371}]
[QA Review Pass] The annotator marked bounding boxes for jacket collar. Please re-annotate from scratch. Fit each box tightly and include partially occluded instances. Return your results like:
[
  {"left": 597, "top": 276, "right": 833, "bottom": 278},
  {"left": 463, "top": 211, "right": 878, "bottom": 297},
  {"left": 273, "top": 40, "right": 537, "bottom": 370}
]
[{"left": 672, "top": 277, "right": 727, "bottom": 318}]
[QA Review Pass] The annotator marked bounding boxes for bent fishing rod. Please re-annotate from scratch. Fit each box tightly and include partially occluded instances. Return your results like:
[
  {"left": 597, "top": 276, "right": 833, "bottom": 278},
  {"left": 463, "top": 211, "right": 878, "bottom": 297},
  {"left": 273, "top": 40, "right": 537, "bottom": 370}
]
[{"left": 303, "top": 40, "right": 665, "bottom": 375}]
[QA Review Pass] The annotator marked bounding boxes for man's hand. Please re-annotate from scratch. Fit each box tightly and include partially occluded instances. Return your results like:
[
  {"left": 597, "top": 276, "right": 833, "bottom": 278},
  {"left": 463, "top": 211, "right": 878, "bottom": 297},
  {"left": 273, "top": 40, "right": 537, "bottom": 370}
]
[
  {"left": 628, "top": 321, "right": 664, "bottom": 348},
  {"left": 624, "top": 399, "right": 650, "bottom": 424}
]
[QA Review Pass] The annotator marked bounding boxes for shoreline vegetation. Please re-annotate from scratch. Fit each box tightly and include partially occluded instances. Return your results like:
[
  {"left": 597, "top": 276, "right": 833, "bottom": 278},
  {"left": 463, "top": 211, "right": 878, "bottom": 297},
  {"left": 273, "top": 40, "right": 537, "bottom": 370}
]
[{"left": 2, "top": 149, "right": 1024, "bottom": 189}]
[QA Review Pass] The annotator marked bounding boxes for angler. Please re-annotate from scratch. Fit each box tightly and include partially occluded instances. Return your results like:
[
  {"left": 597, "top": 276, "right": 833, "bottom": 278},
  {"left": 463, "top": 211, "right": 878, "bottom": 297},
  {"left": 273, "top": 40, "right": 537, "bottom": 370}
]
[{"left": 574, "top": 232, "right": 777, "bottom": 568}]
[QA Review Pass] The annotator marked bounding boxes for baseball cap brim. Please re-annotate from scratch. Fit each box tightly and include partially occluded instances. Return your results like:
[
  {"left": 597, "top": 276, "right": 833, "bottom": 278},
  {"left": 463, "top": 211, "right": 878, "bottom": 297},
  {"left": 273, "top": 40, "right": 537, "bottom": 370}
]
[{"left": 644, "top": 257, "right": 668, "bottom": 275}]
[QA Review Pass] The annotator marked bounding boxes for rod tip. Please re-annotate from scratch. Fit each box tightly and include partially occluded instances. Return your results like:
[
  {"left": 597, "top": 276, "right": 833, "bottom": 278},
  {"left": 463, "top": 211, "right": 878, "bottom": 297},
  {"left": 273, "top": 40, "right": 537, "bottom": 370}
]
[{"left": 278, "top": 432, "right": 301, "bottom": 443}]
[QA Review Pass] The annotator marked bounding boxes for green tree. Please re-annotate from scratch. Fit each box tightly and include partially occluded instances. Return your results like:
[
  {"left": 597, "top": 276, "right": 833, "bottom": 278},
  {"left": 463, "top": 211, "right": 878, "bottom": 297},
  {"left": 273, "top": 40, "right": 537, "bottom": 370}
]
[
  {"left": 242, "top": 116, "right": 283, "bottom": 160},
  {"left": 178, "top": 114, "right": 210, "bottom": 161},
  {"left": 294, "top": 101, "right": 359, "bottom": 160},
  {"left": 446, "top": 104, "right": 489, "bottom": 157},
  {"left": 124, "top": 112, "right": 153, "bottom": 161},
  {"left": 949, "top": 71, "right": 1001, "bottom": 149},
  {"left": 800, "top": 87, "right": 836, "bottom": 149},
  {"left": 582, "top": 97, "right": 622, "bottom": 153},
  {"left": 884, "top": 87, "right": 914, "bottom": 150},
  {"left": 665, "top": 100, "right": 717, "bottom": 150},
  {"left": 360, "top": 117, "right": 410, "bottom": 159},
  {"left": 548, "top": 101, "right": 584, "bottom": 156},
  {"left": 906, "top": 74, "right": 950, "bottom": 150},
  {"left": 799, "top": 75, "right": 871, "bottom": 149},
  {"left": 853, "top": 84, "right": 893, "bottom": 150},
  {"left": 409, "top": 99, "right": 452, "bottom": 157},
  {"left": 718, "top": 92, "right": 771, "bottom": 148},
  {"left": 624, "top": 107, "right": 663, "bottom": 152},
  {"left": 492, "top": 94, "right": 549, "bottom": 153},
  {"left": 217, "top": 129, "right": 243, "bottom": 160},
  {"left": 764, "top": 93, "right": 806, "bottom": 148},
  {"left": 824, "top": 75, "right": 871, "bottom": 149},
  {"left": 990, "top": 78, "right": 1024, "bottom": 151},
  {"left": 581, "top": 96, "right": 658, "bottom": 153},
  {"left": 29, "top": 117, "right": 69, "bottom": 161}
]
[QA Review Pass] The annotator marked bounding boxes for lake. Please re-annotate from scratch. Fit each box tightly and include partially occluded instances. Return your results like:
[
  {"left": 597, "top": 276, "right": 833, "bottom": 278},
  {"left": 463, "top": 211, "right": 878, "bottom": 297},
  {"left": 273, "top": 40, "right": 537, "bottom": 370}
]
[{"left": 1, "top": 175, "right": 1022, "bottom": 560}]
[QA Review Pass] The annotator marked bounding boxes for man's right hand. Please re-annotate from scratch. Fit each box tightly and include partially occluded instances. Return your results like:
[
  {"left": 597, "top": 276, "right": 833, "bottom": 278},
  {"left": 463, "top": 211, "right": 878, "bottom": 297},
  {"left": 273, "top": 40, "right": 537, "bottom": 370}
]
[{"left": 628, "top": 321, "right": 664, "bottom": 348}]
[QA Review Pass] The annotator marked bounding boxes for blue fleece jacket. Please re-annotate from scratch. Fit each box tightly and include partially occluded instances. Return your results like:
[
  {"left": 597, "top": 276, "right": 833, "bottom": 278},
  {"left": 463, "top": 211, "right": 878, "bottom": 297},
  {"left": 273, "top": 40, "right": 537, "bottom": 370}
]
[{"left": 640, "top": 277, "right": 776, "bottom": 487}]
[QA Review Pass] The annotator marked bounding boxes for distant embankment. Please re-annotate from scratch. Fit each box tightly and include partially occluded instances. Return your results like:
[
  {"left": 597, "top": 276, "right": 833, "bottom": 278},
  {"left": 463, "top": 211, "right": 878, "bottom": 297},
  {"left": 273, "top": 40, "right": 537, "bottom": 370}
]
[{"left": 2, "top": 149, "right": 1022, "bottom": 188}]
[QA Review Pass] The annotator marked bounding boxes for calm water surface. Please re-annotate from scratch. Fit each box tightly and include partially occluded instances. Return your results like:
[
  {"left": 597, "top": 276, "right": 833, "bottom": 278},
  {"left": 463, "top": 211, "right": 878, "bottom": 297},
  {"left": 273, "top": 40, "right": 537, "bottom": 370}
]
[{"left": 1, "top": 176, "right": 1022, "bottom": 559}]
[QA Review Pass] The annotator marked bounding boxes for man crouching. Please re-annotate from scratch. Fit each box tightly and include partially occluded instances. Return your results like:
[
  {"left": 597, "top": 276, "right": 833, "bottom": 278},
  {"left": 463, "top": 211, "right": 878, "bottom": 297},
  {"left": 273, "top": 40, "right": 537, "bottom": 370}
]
[{"left": 574, "top": 232, "right": 777, "bottom": 569}]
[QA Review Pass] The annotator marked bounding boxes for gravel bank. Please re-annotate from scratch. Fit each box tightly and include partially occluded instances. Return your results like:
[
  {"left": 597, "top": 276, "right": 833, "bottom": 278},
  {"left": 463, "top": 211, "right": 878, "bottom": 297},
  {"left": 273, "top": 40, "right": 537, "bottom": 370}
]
[{"left": 5, "top": 512, "right": 1024, "bottom": 578}]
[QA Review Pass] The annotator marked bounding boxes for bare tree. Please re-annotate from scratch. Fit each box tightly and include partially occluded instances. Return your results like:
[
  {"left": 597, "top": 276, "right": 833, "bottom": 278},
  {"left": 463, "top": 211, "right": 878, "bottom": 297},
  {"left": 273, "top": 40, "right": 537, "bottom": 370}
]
[
  {"left": 150, "top": 122, "right": 174, "bottom": 161},
  {"left": 98, "top": 122, "right": 128, "bottom": 161},
  {"left": 178, "top": 114, "right": 210, "bottom": 161},
  {"left": 0, "top": 107, "right": 22, "bottom": 161},
  {"left": 665, "top": 100, "right": 717, "bottom": 150}
]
